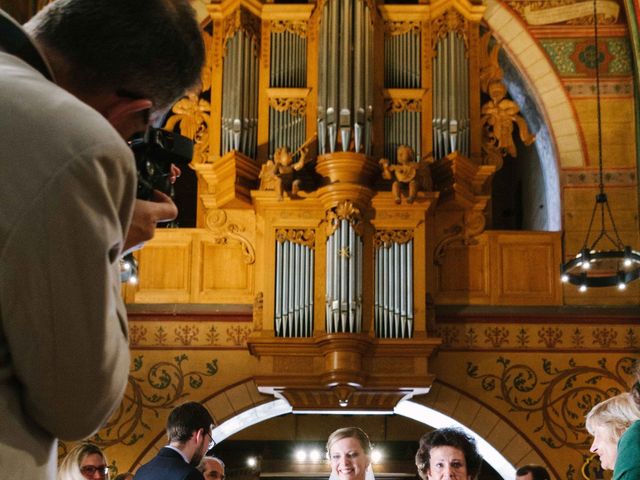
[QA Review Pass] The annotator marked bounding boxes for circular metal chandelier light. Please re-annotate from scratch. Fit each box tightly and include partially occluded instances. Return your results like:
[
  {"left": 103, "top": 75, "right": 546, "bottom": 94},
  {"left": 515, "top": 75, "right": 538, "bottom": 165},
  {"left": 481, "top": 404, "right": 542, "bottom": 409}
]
[{"left": 560, "top": 0, "right": 640, "bottom": 292}]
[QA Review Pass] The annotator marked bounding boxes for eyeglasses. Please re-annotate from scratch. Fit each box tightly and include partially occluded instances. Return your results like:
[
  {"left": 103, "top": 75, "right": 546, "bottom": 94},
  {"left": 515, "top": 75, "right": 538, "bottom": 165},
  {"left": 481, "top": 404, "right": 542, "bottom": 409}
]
[
  {"left": 80, "top": 465, "right": 110, "bottom": 478},
  {"left": 206, "top": 429, "right": 216, "bottom": 450}
]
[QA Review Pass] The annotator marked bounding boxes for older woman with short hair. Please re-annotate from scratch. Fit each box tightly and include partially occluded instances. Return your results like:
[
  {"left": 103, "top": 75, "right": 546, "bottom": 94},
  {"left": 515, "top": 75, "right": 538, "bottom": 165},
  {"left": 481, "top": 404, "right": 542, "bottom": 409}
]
[
  {"left": 415, "top": 428, "right": 482, "bottom": 480},
  {"left": 611, "top": 374, "right": 640, "bottom": 480},
  {"left": 58, "top": 442, "right": 110, "bottom": 480},
  {"left": 585, "top": 391, "right": 640, "bottom": 472},
  {"left": 327, "top": 427, "right": 374, "bottom": 480}
]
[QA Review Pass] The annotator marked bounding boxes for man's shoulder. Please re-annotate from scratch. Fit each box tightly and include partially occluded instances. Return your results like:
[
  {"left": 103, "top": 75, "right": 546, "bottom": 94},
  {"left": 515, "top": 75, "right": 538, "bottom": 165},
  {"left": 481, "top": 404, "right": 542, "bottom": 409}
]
[
  {"left": 135, "top": 449, "right": 204, "bottom": 480},
  {"left": 0, "top": 52, "right": 126, "bottom": 155}
]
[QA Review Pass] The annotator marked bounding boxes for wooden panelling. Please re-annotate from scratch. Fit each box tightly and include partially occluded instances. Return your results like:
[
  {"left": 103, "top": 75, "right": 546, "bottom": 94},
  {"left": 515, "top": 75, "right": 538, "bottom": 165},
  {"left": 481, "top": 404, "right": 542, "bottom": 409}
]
[
  {"left": 127, "top": 228, "right": 255, "bottom": 304},
  {"left": 435, "top": 231, "right": 562, "bottom": 305},
  {"left": 436, "top": 239, "right": 491, "bottom": 304},
  {"left": 132, "top": 231, "right": 194, "bottom": 303},
  {"left": 492, "top": 232, "right": 562, "bottom": 305}
]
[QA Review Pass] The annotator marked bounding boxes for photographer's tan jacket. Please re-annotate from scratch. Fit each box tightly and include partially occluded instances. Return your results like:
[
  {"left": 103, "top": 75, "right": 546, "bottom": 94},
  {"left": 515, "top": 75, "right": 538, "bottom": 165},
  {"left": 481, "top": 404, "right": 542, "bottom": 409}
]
[{"left": 0, "top": 23, "right": 135, "bottom": 478}]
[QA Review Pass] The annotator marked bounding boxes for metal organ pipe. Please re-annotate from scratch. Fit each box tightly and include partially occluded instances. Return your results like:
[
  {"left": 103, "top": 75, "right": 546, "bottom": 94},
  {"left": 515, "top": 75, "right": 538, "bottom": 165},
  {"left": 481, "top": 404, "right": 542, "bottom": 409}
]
[
  {"left": 268, "top": 25, "right": 308, "bottom": 158},
  {"left": 317, "top": 0, "right": 373, "bottom": 154},
  {"left": 325, "top": 233, "right": 334, "bottom": 332},
  {"left": 432, "top": 30, "right": 469, "bottom": 160},
  {"left": 324, "top": 221, "right": 362, "bottom": 334},
  {"left": 275, "top": 236, "right": 315, "bottom": 338},
  {"left": 221, "top": 30, "right": 259, "bottom": 158},
  {"left": 374, "top": 236, "right": 414, "bottom": 338}
]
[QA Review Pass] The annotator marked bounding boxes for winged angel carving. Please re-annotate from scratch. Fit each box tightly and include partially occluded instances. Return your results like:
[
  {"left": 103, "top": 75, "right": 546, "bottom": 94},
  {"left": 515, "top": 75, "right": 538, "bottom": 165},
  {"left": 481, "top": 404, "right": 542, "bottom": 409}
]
[{"left": 480, "top": 32, "right": 535, "bottom": 169}]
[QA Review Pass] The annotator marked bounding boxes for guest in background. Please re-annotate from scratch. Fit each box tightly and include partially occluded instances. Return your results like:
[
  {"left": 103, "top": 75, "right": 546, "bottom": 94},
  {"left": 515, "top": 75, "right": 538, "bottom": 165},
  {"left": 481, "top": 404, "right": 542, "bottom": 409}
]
[
  {"left": 415, "top": 427, "right": 482, "bottom": 480},
  {"left": 198, "top": 456, "right": 225, "bottom": 480},
  {"left": 585, "top": 391, "right": 640, "bottom": 471},
  {"left": 134, "top": 402, "right": 215, "bottom": 480},
  {"left": 612, "top": 369, "right": 640, "bottom": 480},
  {"left": 58, "top": 443, "right": 110, "bottom": 480},
  {"left": 327, "top": 427, "right": 374, "bottom": 480},
  {"left": 515, "top": 464, "right": 550, "bottom": 480}
]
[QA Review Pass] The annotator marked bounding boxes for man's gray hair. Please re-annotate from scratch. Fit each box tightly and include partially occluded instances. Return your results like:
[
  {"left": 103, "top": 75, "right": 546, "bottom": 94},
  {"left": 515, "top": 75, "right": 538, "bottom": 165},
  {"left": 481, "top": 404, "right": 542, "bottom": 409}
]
[{"left": 198, "top": 455, "right": 225, "bottom": 473}]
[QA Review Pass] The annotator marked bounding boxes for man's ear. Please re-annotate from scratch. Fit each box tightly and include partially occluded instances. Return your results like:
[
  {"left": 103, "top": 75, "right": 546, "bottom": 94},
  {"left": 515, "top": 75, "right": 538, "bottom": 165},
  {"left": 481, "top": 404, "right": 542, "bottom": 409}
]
[
  {"left": 194, "top": 427, "right": 206, "bottom": 443},
  {"left": 104, "top": 97, "right": 153, "bottom": 137}
]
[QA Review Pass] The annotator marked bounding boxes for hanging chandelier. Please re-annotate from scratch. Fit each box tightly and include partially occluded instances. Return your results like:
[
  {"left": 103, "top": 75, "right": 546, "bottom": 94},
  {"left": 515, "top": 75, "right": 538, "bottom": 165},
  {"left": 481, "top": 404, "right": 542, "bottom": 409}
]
[{"left": 560, "top": 0, "right": 640, "bottom": 292}]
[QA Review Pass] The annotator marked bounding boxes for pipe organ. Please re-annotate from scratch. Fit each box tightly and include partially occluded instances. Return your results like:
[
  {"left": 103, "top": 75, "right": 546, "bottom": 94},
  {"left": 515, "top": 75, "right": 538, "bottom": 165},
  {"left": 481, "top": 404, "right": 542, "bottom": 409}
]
[
  {"left": 158, "top": 0, "right": 542, "bottom": 410},
  {"left": 197, "top": 0, "right": 492, "bottom": 343}
]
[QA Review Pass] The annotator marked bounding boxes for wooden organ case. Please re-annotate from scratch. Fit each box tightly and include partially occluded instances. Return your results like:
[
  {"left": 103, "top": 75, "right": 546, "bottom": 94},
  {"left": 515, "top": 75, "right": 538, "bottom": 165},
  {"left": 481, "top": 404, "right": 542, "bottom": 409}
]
[{"left": 128, "top": 0, "right": 563, "bottom": 411}]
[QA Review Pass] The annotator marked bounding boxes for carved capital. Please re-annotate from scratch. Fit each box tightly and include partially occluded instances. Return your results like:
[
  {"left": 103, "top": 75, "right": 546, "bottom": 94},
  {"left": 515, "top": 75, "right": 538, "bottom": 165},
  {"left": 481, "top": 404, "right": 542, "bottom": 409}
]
[
  {"left": 431, "top": 9, "right": 469, "bottom": 51},
  {"left": 384, "top": 20, "right": 420, "bottom": 37},
  {"left": 275, "top": 228, "right": 316, "bottom": 249},
  {"left": 374, "top": 229, "right": 415, "bottom": 249},
  {"left": 223, "top": 7, "right": 261, "bottom": 49},
  {"left": 326, "top": 201, "right": 362, "bottom": 236},
  {"left": 385, "top": 98, "right": 422, "bottom": 114},
  {"left": 270, "top": 19, "right": 308, "bottom": 37},
  {"left": 268, "top": 97, "right": 307, "bottom": 116}
]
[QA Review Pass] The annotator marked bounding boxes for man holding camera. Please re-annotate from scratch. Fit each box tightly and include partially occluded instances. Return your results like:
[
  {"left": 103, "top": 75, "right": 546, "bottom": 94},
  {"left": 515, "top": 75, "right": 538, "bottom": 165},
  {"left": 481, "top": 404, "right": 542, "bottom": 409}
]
[{"left": 0, "top": 0, "right": 204, "bottom": 477}]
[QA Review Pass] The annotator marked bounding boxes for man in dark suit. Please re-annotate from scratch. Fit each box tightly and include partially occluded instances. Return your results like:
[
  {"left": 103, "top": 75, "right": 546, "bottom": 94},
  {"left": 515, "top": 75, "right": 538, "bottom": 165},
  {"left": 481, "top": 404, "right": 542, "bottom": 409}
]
[{"left": 135, "top": 402, "right": 215, "bottom": 480}]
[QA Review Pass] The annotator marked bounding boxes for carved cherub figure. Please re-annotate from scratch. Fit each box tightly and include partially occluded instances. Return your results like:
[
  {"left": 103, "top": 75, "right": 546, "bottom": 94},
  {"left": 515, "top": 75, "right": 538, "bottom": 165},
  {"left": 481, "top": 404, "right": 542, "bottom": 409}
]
[
  {"left": 259, "top": 144, "right": 309, "bottom": 200},
  {"left": 379, "top": 145, "right": 432, "bottom": 204},
  {"left": 481, "top": 80, "right": 535, "bottom": 158}
]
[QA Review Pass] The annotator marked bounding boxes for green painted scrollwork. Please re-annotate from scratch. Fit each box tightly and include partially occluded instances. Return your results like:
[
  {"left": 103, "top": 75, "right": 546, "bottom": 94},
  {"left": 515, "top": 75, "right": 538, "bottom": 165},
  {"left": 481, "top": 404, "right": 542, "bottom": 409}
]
[
  {"left": 60, "top": 354, "right": 218, "bottom": 457},
  {"left": 467, "top": 356, "right": 636, "bottom": 450}
]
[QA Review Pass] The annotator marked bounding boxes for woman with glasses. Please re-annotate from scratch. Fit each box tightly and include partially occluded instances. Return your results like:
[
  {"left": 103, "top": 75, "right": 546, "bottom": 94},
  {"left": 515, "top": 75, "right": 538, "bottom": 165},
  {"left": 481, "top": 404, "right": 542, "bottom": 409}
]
[{"left": 58, "top": 442, "right": 110, "bottom": 480}]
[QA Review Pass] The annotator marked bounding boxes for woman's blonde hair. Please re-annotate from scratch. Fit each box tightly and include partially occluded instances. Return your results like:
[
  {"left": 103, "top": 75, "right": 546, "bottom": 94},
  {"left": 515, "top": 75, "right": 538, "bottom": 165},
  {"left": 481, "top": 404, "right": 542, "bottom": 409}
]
[
  {"left": 58, "top": 442, "right": 107, "bottom": 480},
  {"left": 326, "top": 427, "right": 372, "bottom": 456},
  {"left": 585, "top": 392, "right": 640, "bottom": 443}
]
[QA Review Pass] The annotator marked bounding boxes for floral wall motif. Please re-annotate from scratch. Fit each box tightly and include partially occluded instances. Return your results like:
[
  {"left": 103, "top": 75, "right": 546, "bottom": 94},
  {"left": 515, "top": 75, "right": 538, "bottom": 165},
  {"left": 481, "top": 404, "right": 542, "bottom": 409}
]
[
  {"left": 467, "top": 355, "right": 637, "bottom": 479},
  {"left": 467, "top": 356, "right": 635, "bottom": 449},
  {"left": 435, "top": 323, "right": 640, "bottom": 350},
  {"left": 59, "top": 354, "right": 219, "bottom": 472},
  {"left": 128, "top": 320, "right": 253, "bottom": 349},
  {"left": 431, "top": 308, "right": 639, "bottom": 478}
]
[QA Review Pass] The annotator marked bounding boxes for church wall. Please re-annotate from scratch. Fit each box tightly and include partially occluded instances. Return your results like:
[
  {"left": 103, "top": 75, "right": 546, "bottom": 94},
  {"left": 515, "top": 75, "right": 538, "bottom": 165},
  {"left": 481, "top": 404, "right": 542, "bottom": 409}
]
[{"left": 53, "top": 1, "right": 640, "bottom": 479}]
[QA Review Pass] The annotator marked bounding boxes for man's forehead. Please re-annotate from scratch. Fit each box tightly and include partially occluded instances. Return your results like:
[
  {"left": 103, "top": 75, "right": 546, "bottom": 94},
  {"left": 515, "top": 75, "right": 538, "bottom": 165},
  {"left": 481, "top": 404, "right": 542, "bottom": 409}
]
[
  {"left": 515, "top": 474, "right": 533, "bottom": 480},
  {"left": 204, "top": 459, "right": 223, "bottom": 469}
]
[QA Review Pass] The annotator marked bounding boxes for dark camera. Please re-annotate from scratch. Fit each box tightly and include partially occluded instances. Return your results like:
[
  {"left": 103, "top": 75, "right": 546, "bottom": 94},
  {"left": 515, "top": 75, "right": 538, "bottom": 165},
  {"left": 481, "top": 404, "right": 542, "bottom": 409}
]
[
  {"left": 129, "top": 127, "right": 194, "bottom": 200},
  {"left": 121, "top": 128, "right": 193, "bottom": 284}
]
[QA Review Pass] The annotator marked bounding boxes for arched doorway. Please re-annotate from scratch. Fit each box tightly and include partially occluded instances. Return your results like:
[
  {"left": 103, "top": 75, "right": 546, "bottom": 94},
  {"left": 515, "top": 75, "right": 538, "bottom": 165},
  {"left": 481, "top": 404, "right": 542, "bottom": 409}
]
[{"left": 209, "top": 401, "right": 514, "bottom": 480}]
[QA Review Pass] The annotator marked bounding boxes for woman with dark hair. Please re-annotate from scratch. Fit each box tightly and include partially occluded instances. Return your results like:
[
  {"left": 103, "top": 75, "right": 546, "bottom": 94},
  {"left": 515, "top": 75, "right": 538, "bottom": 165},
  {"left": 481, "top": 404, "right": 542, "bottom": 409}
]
[
  {"left": 415, "top": 428, "right": 482, "bottom": 480},
  {"left": 612, "top": 368, "right": 640, "bottom": 480}
]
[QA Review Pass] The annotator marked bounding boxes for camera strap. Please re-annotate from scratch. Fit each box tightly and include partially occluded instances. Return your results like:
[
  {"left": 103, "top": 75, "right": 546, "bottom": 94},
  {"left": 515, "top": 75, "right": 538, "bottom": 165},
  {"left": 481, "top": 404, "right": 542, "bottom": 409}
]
[{"left": 0, "top": 9, "right": 53, "bottom": 81}]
